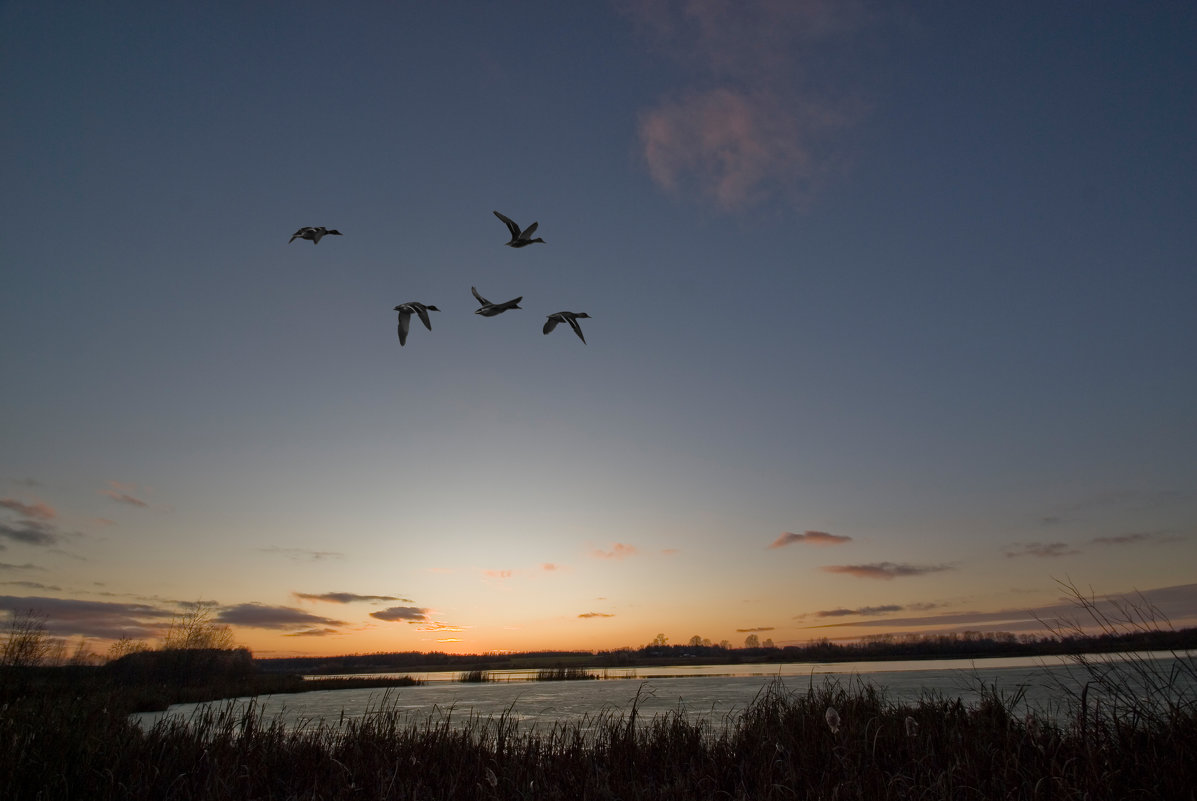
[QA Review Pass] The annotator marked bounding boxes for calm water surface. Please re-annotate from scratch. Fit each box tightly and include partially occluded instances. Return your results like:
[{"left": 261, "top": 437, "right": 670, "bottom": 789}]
[{"left": 133, "top": 651, "right": 1193, "bottom": 732}]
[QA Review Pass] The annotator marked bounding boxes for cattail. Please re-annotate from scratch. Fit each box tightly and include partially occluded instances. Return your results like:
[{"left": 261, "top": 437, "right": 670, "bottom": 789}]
[
  {"left": 825, "top": 706, "right": 841, "bottom": 734},
  {"left": 905, "top": 715, "right": 919, "bottom": 737}
]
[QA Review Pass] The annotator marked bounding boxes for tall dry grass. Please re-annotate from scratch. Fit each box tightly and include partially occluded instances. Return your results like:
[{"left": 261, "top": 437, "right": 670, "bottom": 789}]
[{"left": 3, "top": 668, "right": 1195, "bottom": 800}]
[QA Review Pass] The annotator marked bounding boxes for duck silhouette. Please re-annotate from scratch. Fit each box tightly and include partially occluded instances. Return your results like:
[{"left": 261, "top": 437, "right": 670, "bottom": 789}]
[
  {"left": 393, "top": 302, "right": 440, "bottom": 346},
  {"left": 289, "top": 226, "right": 342, "bottom": 244},
  {"left": 493, "top": 211, "right": 544, "bottom": 247},
  {"left": 543, "top": 311, "right": 590, "bottom": 343},
  {"left": 471, "top": 286, "right": 522, "bottom": 316}
]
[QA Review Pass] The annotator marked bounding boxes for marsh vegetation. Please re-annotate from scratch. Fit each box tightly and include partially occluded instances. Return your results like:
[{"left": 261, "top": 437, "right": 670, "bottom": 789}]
[{"left": 2, "top": 584, "right": 1194, "bottom": 798}]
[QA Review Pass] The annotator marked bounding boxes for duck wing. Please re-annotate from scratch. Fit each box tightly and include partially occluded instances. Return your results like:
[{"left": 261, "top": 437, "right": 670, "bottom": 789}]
[
  {"left": 289, "top": 227, "right": 310, "bottom": 243},
  {"left": 566, "top": 315, "right": 587, "bottom": 344},
  {"left": 520, "top": 221, "right": 539, "bottom": 239},
  {"left": 414, "top": 304, "right": 433, "bottom": 330},
  {"left": 397, "top": 310, "right": 411, "bottom": 346},
  {"left": 471, "top": 286, "right": 490, "bottom": 305},
  {"left": 493, "top": 210, "right": 520, "bottom": 238},
  {"left": 543, "top": 315, "right": 560, "bottom": 335}
]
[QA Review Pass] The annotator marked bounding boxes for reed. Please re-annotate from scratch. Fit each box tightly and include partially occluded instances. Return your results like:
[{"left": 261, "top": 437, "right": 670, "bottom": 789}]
[
  {"left": 456, "top": 668, "right": 492, "bottom": 683},
  {"left": 2, "top": 666, "right": 1194, "bottom": 800},
  {"left": 534, "top": 665, "right": 597, "bottom": 681}
]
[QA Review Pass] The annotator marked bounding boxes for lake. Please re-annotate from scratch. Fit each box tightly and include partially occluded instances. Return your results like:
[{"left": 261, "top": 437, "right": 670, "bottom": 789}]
[{"left": 133, "top": 650, "right": 1194, "bottom": 732}]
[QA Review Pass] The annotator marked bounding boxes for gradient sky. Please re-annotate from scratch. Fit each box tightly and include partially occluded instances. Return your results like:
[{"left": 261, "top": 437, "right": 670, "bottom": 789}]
[{"left": 3, "top": 2, "right": 1196, "bottom": 658}]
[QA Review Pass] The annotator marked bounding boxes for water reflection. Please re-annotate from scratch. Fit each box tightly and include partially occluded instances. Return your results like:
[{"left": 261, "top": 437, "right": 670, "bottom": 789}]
[{"left": 132, "top": 651, "right": 1192, "bottom": 733}]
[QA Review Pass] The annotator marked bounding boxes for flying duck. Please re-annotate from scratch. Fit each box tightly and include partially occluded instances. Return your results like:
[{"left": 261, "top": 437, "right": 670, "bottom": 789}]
[
  {"left": 471, "top": 286, "right": 522, "bottom": 316},
  {"left": 289, "top": 226, "right": 343, "bottom": 244},
  {"left": 543, "top": 311, "right": 591, "bottom": 344},
  {"left": 393, "top": 302, "right": 440, "bottom": 346},
  {"left": 492, "top": 211, "right": 545, "bottom": 247}
]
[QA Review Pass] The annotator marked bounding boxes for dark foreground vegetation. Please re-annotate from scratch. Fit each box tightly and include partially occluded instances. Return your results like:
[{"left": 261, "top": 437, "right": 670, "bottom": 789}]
[
  {"left": 1, "top": 585, "right": 1194, "bottom": 798},
  {"left": 3, "top": 669, "right": 1195, "bottom": 800}
]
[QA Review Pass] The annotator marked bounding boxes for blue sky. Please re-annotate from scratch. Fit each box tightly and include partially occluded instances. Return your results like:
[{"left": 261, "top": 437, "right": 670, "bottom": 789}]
[{"left": 2, "top": 1, "right": 1195, "bottom": 657}]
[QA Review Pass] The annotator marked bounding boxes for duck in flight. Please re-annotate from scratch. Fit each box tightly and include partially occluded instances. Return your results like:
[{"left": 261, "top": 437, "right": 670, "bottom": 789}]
[
  {"left": 471, "top": 286, "right": 523, "bottom": 317},
  {"left": 289, "top": 226, "right": 342, "bottom": 244},
  {"left": 393, "top": 302, "right": 440, "bottom": 346},
  {"left": 493, "top": 211, "right": 545, "bottom": 247},
  {"left": 543, "top": 311, "right": 591, "bottom": 344}
]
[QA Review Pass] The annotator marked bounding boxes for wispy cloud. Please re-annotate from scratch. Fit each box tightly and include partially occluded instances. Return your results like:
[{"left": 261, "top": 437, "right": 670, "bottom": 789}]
[
  {"left": 1041, "top": 489, "right": 1191, "bottom": 527},
  {"left": 591, "top": 543, "right": 638, "bottom": 560},
  {"left": 735, "top": 626, "right": 775, "bottom": 632},
  {"left": 821, "top": 562, "right": 955, "bottom": 580},
  {"left": 0, "top": 519, "right": 62, "bottom": 548},
  {"left": 259, "top": 546, "right": 345, "bottom": 561},
  {"left": 283, "top": 628, "right": 342, "bottom": 637},
  {"left": 579, "top": 611, "right": 615, "bottom": 618},
  {"left": 101, "top": 481, "right": 148, "bottom": 508},
  {"left": 369, "top": 606, "right": 430, "bottom": 623},
  {"left": 802, "top": 583, "right": 1197, "bottom": 633},
  {"left": 413, "top": 621, "right": 465, "bottom": 633},
  {"left": 484, "top": 569, "right": 513, "bottom": 580},
  {"left": 625, "top": 0, "right": 871, "bottom": 210},
  {"left": 1, "top": 581, "right": 62, "bottom": 591},
  {"left": 812, "top": 604, "right": 903, "bottom": 618},
  {"left": 294, "top": 592, "right": 412, "bottom": 604},
  {"left": 769, "top": 530, "right": 851, "bottom": 549},
  {"left": 1004, "top": 542, "right": 1080, "bottom": 559},
  {"left": 541, "top": 563, "right": 560, "bottom": 571},
  {"left": 0, "top": 562, "right": 46, "bottom": 572},
  {"left": 0, "top": 498, "right": 56, "bottom": 520},
  {"left": 1092, "top": 532, "right": 1183, "bottom": 546},
  {"left": 216, "top": 603, "right": 347, "bottom": 630}
]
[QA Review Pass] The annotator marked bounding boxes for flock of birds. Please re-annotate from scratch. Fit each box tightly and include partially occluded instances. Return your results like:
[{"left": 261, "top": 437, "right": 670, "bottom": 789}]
[{"left": 289, "top": 211, "right": 591, "bottom": 346}]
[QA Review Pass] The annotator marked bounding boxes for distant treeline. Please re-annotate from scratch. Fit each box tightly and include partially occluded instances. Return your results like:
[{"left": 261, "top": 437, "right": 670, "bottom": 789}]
[{"left": 255, "top": 627, "right": 1197, "bottom": 675}]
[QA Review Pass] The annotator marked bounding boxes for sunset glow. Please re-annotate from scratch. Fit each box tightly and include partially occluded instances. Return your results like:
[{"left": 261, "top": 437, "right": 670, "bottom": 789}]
[{"left": 2, "top": 2, "right": 1195, "bottom": 660}]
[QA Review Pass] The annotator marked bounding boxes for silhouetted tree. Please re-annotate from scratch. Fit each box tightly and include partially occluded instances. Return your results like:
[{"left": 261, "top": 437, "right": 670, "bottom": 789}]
[
  {"left": 744, "top": 634, "right": 760, "bottom": 648},
  {"left": 67, "top": 636, "right": 99, "bottom": 666},
  {"left": 162, "top": 603, "right": 234, "bottom": 650},
  {"left": 107, "top": 636, "right": 151, "bottom": 662},
  {"left": 2, "top": 609, "right": 51, "bottom": 667}
]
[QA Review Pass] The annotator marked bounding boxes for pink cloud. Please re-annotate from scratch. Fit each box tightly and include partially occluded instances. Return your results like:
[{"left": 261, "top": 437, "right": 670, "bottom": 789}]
[
  {"left": 101, "top": 482, "right": 148, "bottom": 508},
  {"left": 541, "top": 563, "right": 559, "bottom": 571},
  {"left": 591, "top": 543, "right": 639, "bottom": 560},
  {"left": 627, "top": 0, "right": 869, "bottom": 210},
  {"left": 641, "top": 88, "right": 832, "bottom": 210},
  {"left": 0, "top": 499, "right": 56, "bottom": 520},
  {"left": 484, "top": 569, "right": 513, "bottom": 579},
  {"left": 769, "top": 530, "right": 851, "bottom": 548}
]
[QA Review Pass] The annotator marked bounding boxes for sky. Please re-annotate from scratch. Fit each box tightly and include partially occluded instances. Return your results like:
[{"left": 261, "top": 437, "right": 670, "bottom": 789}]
[{"left": 2, "top": 1, "right": 1196, "bottom": 659}]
